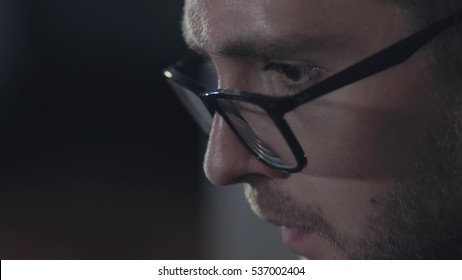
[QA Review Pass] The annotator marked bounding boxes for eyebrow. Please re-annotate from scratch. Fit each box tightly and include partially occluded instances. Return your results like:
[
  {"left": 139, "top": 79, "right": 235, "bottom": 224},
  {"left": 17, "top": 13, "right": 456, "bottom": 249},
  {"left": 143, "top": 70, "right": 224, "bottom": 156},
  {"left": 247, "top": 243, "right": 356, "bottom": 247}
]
[
  {"left": 215, "top": 34, "right": 332, "bottom": 59},
  {"left": 184, "top": 28, "right": 337, "bottom": 61}
]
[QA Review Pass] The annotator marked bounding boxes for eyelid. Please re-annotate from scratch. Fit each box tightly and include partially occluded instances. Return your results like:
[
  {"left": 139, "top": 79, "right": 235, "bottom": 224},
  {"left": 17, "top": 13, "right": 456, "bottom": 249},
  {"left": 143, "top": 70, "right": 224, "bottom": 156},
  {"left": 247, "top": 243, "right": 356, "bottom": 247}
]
[
  {"left": 262, "top": 59, "right": 324, "bottom": 78},
  {"left": 264, "top": 59, "right": 318, "bottom": 67},
  {"left": 261, "top": 59, "right": 326, "bottom": 94},
  {"left": 262, "top": 60, "right": 322, "bottom": 78}
]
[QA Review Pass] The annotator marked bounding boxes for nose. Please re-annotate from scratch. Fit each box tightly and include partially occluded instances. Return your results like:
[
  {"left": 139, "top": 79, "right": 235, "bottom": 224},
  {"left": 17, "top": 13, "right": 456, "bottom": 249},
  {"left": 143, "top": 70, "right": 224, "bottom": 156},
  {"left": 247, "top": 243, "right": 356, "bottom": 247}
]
[{"left": 203, "top": 113, "right": 287, "bottom": 186}]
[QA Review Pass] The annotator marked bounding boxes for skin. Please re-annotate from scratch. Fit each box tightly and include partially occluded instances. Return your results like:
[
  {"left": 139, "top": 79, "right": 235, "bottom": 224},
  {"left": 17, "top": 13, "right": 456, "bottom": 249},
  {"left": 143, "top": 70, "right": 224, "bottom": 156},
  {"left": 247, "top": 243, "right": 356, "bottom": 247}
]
[{"left": 183, "top": 0, "right": 462, "bottom": 259}]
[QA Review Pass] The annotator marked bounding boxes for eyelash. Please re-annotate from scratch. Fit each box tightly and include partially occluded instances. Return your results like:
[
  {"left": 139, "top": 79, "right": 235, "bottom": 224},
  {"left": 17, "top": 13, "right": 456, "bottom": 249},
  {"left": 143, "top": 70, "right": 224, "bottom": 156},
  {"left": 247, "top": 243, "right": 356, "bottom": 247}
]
[{"left": 263, "top": 62, "right": 323, "bottom": 93}]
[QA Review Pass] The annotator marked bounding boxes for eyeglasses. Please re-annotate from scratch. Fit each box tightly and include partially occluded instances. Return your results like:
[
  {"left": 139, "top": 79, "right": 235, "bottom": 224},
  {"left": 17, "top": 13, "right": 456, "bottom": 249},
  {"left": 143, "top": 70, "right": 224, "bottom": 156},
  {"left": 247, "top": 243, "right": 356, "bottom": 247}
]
[{"left": 163, "top": 9, "right": 462, "bottom": 173}]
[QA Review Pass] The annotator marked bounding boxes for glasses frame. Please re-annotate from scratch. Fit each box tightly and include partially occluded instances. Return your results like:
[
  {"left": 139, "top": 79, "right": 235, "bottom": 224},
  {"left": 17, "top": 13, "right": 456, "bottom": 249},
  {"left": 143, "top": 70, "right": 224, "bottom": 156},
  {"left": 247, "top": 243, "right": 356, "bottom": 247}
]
[{"left": 163, "top": 9, "right": 462, "bottom": 173}]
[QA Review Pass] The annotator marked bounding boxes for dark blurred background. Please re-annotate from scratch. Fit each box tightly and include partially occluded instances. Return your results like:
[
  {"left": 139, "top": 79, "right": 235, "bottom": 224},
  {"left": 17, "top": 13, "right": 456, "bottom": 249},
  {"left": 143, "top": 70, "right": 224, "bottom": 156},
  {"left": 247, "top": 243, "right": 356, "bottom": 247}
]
[{"left": 0, "top": 0, "right": 203, "bottom": 259}]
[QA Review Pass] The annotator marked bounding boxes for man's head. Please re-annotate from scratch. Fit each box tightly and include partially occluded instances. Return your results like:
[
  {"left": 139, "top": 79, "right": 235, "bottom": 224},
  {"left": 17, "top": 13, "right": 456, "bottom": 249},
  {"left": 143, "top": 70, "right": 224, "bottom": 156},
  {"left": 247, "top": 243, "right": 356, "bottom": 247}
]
[{"left": 180, "top": 0, "right": 462, "bottom": 259}]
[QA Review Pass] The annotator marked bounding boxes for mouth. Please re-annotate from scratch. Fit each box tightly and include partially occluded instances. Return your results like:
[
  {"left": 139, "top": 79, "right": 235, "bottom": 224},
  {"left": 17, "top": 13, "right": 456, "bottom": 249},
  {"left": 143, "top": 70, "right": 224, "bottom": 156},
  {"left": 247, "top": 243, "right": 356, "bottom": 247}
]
[
  {"left": 266, "top": 217, "right": 316, "bottom": 254},
  {"left": 281, "top": 226, "right": 314, "bottom": 244},
  {"left": 266, "top": 217, "right": 314, "bottom": 240}
]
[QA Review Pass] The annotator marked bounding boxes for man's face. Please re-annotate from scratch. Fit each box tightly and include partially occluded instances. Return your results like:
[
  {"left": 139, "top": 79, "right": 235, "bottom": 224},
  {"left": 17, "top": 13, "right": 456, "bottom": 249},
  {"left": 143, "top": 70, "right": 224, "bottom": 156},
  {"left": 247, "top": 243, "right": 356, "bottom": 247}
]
[{"left": 183, "top": 0, "right": 462, "bottom": 259}]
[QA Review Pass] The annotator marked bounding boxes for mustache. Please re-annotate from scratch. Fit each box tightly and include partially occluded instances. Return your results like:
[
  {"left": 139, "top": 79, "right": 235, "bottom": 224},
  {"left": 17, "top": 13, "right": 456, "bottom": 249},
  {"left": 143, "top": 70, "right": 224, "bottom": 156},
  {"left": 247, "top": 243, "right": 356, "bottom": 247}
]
[{"left": 243, "top": 176, "right": 347, "bottom": 250}]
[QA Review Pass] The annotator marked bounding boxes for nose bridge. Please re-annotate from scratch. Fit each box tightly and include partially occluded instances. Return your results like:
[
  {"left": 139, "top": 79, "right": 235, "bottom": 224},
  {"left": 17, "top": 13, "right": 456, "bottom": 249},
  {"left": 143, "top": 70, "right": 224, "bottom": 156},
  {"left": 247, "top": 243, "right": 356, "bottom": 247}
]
[
  {"left": 204, "top": 114, "right": 250, "bottom": 185},
  {"left": 214, "top": 58, "right": 259, "bottom": 92}
]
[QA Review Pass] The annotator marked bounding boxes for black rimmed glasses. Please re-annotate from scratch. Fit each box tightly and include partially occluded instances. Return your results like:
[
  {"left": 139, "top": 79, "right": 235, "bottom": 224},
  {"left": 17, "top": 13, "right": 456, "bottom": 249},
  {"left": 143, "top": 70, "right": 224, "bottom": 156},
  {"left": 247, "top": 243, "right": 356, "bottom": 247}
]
[{"left": 163, "top": 9, "right": 462, "bottom": 173}]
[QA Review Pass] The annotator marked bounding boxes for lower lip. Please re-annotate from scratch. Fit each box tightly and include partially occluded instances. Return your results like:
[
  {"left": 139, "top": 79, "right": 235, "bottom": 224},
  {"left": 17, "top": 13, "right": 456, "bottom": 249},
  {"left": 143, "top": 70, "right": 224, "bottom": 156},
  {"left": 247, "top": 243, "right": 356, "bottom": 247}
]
[{"left": 282, "top": 226, "right": 313, "bottom": 244}]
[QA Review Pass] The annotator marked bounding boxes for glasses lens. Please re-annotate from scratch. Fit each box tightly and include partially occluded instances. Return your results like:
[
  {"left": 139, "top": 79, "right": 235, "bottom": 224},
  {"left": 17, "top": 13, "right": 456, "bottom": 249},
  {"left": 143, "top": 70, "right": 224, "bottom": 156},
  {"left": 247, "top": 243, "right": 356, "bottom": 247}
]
[
  {"left": 216, "top": 98, "right": 297, "bottom": 170},
  {"left": 164, "top": 56, "right": 218, "bottom": 134},
  {"left": 167, "top": 80, "right": 213, "bottom": 133}
]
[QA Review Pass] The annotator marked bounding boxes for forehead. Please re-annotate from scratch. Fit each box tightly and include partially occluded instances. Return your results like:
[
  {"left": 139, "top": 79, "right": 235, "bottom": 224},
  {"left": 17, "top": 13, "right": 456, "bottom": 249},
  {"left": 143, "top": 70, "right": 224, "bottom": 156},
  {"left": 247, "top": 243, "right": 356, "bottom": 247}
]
[{"left": 183, "top": 0, "right": 409, "bottom": 55}]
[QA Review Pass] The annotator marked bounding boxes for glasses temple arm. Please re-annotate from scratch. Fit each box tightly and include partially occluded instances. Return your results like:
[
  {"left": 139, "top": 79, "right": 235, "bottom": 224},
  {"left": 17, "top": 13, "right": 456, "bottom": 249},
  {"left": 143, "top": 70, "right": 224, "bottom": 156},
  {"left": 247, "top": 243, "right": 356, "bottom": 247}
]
[{"left": 281, "top": 9, "right": 462, "bottom": 112}]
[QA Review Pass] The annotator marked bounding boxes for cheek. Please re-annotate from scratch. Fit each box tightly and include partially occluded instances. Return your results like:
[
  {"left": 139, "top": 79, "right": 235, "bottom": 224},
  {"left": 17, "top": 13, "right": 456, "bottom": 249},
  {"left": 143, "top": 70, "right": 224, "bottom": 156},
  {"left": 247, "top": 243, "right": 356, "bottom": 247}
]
[
  {"left": 284, "top": 173, "right": 397, "bottom": 239},
  {"left": 287, "top": 59, "right": 436, "bottom": 179}
]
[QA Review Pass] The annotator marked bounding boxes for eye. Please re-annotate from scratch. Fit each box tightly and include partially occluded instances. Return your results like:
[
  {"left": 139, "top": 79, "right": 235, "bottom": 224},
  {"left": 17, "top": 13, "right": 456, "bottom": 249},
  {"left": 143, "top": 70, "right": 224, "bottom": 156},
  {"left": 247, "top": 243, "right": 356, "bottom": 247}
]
[
  {"left": 262, "top": 61, "right": 322, "bottom": 92},
  {"left": 264, "top": 63, "right": 307, "bottom": 81}
]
